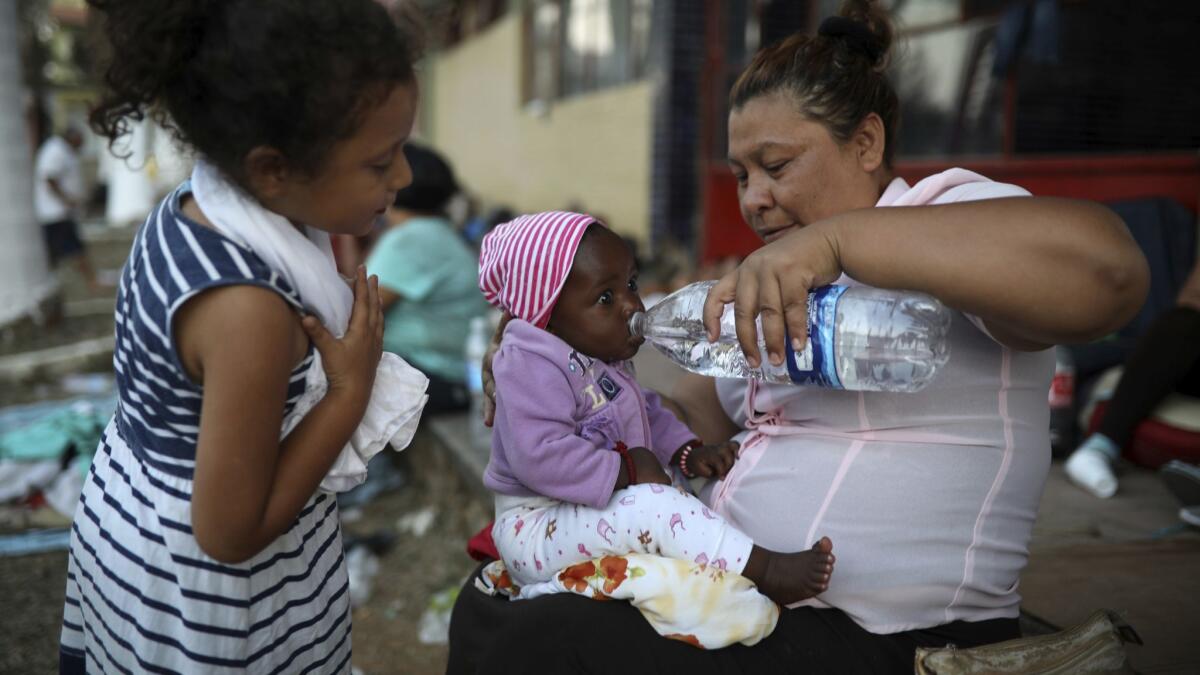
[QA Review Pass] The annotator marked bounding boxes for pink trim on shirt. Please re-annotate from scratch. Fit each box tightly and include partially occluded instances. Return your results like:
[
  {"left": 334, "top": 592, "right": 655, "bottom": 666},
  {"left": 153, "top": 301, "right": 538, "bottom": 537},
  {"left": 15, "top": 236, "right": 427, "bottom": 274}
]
[
  {"left": 946, "top": 347, "right": 1016, "bottom": 621},
  {"left": 802, "top": 391, "right": 869, "bottom": 546}
]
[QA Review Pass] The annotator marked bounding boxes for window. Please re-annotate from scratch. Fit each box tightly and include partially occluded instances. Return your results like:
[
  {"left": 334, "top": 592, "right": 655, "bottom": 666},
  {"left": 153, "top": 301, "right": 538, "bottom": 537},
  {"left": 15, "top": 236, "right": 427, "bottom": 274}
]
[
  {"left": 524, "top": 0, "right": 655, "bottom": 105},
  {"left": 891, "top": 0, "right": 1200, "bottom": 157}
]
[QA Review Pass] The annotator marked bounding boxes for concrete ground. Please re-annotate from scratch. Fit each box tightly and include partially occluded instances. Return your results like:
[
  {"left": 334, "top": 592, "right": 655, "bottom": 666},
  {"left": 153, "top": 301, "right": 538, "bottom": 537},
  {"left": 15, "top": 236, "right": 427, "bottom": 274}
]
[{"left": 1024, "top": 465, "right": 1199, "bottom": 674}]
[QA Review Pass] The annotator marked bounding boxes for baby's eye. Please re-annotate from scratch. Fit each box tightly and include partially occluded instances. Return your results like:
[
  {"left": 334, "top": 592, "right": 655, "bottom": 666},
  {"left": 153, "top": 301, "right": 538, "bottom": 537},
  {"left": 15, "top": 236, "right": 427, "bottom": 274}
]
[
  {"left": 598, "top": 290, "right": 614, "bottom": 305},
  {"left": 628, "top": 276, "right": 639, "bottom": 291}
]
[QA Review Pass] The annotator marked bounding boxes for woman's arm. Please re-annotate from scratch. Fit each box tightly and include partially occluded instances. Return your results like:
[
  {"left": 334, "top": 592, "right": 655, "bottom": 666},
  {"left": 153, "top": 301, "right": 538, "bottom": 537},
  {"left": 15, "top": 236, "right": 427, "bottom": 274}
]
[
  {"left": 706, "top": 197, "right": 1149, "bottom": 363},
  {"left": 832, "top": 197, "right": 1149, "bottom": 349},
  {"left": 183, "top": 269, "right": 382, "bottom": 563}
]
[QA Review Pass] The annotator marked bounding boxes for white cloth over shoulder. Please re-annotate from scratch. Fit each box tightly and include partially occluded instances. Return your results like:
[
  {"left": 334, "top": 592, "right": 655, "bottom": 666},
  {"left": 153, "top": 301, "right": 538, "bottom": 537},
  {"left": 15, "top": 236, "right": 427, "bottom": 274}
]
[{"left": 191, "top": 160, "right": 428, "bottom": 492}]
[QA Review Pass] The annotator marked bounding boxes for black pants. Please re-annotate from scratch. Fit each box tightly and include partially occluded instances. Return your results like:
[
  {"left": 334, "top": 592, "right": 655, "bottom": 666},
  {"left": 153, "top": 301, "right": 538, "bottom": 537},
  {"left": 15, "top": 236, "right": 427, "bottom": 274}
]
[
  {"left": 1097, "top": 307, "right": 1200, "bottom": 446},
  {"left": 447, "top": 561, "right": 1018, "bottom": 675},
  {"left": 420, "top": 370, "right": 471, "bottom": 416},
  {"left": 41, "top": 218, "right": 85, "bottom": 265}
]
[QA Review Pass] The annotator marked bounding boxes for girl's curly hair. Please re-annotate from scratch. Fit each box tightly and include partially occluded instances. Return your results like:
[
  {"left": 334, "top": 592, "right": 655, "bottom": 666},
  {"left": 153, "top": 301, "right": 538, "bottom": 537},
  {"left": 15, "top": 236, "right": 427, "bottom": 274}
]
[{"left": 88, "top": 0, "right": 422, "bottom": 185}]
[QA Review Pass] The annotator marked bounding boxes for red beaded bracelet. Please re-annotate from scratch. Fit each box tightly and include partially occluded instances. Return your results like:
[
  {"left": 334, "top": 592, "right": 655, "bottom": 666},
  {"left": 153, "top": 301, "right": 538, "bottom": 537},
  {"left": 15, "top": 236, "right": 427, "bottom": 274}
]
[
  {"left": 678, "top": 439, "right": 702, "bottom": 479},
  {"left": 613, "top": 441, "right": 636, "bottom": 485}
]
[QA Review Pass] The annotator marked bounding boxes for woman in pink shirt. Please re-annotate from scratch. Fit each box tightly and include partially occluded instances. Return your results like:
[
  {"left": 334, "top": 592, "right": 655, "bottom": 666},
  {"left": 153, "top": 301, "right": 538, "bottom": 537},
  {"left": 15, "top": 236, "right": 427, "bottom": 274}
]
[{"left": 450, "top": 1, "right": 1148, "bottom": 672}]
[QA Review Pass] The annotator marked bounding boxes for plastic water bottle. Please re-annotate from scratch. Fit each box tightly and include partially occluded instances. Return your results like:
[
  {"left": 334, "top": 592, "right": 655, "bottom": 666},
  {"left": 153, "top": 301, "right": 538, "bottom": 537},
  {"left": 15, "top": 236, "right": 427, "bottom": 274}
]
[
  {"left": 1048, "top": 346, "right": 1076, "bottom": 457},
  {"left": 628, "top": 280, "right": 951, "bottom": 392},
  {"left": 464, "top": 315, "right": 491, "bottom": 447}
]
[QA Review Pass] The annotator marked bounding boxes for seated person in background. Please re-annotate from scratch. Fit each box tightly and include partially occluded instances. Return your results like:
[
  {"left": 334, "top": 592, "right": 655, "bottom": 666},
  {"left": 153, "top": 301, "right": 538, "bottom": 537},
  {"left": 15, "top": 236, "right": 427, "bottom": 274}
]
[
  {"left": 1066, "top": 263, "right": 1200, "bottom": 499},
  {"left": 479, "top": 211, "right": 835, "bottom": 605},
  {"left": 366, "top": 143, "right": 489, "bottom": 414}
]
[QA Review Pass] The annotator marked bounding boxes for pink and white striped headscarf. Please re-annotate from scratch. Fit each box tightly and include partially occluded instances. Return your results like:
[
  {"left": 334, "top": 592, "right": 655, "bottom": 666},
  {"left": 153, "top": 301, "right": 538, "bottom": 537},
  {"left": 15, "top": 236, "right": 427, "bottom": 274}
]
[{"left": 478, "top": 211, "right": 601, "bottom": 329}]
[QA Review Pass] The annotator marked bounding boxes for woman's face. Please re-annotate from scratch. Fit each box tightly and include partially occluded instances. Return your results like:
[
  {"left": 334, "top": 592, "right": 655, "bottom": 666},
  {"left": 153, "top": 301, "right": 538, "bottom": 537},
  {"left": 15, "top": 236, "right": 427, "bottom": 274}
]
[{"left": 727, "top": 91, "right": 884, "bottom": 243}]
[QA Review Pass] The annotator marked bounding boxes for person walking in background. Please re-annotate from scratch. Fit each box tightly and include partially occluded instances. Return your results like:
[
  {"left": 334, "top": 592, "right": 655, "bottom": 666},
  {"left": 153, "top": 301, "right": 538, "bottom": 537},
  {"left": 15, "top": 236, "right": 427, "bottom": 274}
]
[
  {"left": 34, "top": 125, "right": 104, "bottom": 292},
  {"left": 367, "top": 143, "right": 490, "bottom": 414}
]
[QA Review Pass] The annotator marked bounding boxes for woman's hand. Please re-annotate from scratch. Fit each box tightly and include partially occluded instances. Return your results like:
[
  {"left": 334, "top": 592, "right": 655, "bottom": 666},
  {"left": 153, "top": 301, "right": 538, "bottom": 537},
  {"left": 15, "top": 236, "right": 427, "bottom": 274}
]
[
  {"left": 703, "top": 222, "right": 843, "bottom": 368},
  {"left": 482, "top": 311, "right": 513, "bottom": 427},
  {"left": 301, "top": 265, "right": 383, "bottom": 413},
  {"left": 682, "top": 441, "right": 740, "bottom": 480}
]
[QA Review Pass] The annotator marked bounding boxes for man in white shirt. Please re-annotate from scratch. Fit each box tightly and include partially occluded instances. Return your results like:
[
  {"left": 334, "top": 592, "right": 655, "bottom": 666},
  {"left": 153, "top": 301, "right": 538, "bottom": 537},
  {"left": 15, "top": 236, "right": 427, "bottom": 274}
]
[{"left": 35, "top": 127, "right": 102, "bottom": 291}]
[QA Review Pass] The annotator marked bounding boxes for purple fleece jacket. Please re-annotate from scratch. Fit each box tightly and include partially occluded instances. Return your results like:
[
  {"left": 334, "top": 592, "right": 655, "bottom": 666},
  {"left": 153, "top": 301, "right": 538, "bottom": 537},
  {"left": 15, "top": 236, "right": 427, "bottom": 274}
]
[{"left": 484, "top": 319, "right": 698, "bottom": 509}]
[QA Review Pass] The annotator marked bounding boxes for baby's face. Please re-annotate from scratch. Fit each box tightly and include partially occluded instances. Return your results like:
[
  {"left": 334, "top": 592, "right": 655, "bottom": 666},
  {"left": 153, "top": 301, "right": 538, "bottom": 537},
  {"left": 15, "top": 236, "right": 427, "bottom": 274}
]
[{"left": 547, "top": 227, "right": 645, "bottom": 362}]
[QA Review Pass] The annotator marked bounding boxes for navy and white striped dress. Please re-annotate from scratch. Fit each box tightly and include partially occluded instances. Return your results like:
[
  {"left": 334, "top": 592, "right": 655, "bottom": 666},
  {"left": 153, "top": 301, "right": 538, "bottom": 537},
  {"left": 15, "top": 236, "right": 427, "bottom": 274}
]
[{"left": 60, "top": 183, "right": 351, "bottom": 673}]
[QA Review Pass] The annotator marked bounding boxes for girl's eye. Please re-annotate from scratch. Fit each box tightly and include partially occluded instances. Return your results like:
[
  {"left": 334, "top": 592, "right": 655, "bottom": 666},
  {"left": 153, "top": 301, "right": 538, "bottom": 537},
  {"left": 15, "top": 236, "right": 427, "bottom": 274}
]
[
  {"left": 598, "top": 290, "right": 614, "bottom": 305},
  {"left": 765, "top": 160, "right": 789, "bottom": 175},
  {"left": 732, "top": 171, "right": 747, "bottom": 186},
  {"left": 370, "top": 161, "right": 392, "bottom": 175},
  {"left": 628, "top": 277, "right": 639, "bottom": 291}
]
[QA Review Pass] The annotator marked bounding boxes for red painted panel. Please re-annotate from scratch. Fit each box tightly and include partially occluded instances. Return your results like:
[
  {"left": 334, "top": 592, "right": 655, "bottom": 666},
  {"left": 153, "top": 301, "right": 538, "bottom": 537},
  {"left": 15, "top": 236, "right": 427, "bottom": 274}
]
[
  {"left": 700, "top": 166, "right": 757, "bottom": 263},
  {"left": 896, "top": 155, "right": 1200, "bottom": 212}
]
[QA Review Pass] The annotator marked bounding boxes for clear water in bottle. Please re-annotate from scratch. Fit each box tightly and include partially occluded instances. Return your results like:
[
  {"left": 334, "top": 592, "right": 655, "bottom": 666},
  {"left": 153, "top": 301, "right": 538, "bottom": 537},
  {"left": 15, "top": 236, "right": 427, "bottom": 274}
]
[
  {"left": 628, "top": 280, "right": 951, "bottom": 392},
  {"left": 464, "top": 315, "right": 492, "bottom": 447}
]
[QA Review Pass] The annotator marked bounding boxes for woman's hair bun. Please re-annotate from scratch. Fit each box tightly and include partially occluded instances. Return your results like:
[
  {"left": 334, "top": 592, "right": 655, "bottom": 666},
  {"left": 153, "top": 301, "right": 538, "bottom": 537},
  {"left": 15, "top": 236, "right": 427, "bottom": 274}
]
[{"left": 826, "top": 0, "right": 894, "bottom": 70}]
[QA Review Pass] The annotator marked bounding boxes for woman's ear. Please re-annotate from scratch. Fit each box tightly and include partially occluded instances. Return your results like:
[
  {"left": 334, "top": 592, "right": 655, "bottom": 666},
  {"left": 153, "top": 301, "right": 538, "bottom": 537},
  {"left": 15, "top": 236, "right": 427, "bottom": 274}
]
[
  {"left": 852, "top": 113, "right": 886, "bottom": 173},
  {"left": 243, "top": 146, "right": 292, "bottom": 201}
]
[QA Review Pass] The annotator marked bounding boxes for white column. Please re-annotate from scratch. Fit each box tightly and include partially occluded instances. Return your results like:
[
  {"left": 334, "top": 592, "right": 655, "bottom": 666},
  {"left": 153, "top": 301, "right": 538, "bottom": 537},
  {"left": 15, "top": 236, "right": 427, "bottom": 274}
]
[{"left": 0, "top": 0, "right": 58, "bottom": 328}]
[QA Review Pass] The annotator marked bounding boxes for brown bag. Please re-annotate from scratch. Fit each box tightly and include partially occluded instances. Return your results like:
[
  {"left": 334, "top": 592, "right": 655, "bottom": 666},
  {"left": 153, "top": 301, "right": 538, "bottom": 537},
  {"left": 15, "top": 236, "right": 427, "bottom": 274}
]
[{"left": 913, "top": 610, "right": 1142, "bottom": 674}]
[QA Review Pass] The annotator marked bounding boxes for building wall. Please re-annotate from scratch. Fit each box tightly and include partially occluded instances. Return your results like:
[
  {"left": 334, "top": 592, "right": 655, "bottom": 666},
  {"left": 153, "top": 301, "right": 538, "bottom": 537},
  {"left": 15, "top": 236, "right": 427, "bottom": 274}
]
[{"left": 423, "top": 14, "right": 655, "bottom": 244}]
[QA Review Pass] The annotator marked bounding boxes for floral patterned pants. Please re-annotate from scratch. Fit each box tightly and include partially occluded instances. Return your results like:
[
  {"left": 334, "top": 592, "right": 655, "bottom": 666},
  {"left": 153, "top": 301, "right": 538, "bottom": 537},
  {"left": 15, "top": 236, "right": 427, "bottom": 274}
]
[{"left": 493, "top": 483, "right": 755, "bottom": 589}]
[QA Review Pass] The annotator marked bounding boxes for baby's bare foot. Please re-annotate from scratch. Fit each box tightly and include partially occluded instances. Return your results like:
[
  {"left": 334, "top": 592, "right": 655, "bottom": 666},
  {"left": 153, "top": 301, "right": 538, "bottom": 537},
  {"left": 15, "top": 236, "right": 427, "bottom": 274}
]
[{"left": 747, "top": 537, "right": 835, "bottom": 605}]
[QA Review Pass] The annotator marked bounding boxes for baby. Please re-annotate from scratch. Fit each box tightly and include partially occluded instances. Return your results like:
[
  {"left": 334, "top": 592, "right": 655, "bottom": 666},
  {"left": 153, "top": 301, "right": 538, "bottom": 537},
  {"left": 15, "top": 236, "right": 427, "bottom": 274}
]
[{"left": 479, "top": 211, "right": 834, "bottom": 604}]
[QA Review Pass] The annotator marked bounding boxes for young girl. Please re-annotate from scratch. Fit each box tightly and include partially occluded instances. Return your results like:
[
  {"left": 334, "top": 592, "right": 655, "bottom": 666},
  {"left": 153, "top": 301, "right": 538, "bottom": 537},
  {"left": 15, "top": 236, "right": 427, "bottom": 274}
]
[
  {"left": 60, "top": 1, "right": 426, "bottom": 672},
  {"left": 479, "top": 211, "right": 835, "bottom": 605}
]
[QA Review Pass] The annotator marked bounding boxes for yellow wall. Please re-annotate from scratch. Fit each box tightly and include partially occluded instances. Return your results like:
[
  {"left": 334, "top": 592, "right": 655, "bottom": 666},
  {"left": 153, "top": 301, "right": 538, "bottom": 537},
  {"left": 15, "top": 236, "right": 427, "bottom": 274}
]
[{"left": 422, "top": 14, "right": 654, "bottom": 244}]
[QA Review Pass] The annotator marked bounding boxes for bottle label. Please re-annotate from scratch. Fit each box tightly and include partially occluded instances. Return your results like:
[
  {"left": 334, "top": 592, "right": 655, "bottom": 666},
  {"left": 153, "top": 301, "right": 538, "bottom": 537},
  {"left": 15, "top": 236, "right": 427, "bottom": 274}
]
[{"left": 784, "top": 285, "right": 847, "bottom": 388}]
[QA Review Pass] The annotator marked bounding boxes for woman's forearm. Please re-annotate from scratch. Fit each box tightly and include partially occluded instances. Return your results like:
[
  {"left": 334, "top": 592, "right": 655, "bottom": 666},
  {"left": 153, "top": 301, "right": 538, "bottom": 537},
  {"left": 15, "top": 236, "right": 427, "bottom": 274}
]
[{"left": 830, "top": 197, "right": 1149, "bottom": 348}]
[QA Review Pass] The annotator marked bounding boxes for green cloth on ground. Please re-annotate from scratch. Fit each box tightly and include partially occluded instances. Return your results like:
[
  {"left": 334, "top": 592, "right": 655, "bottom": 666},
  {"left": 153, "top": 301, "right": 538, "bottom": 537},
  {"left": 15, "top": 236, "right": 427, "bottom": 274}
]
[
  {"left": 0, "top": 400, "right": 110, "bottom": 465},
  {"left": 366, "top": 217, "right": 488, "bottom": 382}
]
